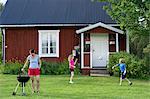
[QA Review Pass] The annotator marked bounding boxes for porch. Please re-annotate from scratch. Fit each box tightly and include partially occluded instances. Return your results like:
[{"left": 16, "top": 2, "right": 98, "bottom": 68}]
[{"left": 76, "top": 22, "right": 129, "bottom": 76}]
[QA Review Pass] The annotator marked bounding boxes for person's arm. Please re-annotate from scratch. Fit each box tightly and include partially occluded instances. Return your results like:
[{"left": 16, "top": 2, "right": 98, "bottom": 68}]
[
  {"left": 39, "top": 58, "right": 42, "bottom": 68},
  {"left": 21, "top": 59, "right": 29, "bottom": 71},
  {"left": 74, "top": 58, "right": 78, "bottom": 65},
  {"left": 123, "top": 68, "right": 126, "bottom": 75},
  {"left": 112, "top": 64, "right": 119, "bottom": 69}
]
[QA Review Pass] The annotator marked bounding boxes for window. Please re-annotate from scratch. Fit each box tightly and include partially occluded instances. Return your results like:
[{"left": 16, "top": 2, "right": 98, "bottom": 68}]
[{"left": 39, "top": 30, "right": 59, "bottom": 57}]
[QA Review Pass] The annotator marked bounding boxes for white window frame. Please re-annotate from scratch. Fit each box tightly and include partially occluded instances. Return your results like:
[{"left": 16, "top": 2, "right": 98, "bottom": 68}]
[{"left": 38, "top": 30, "right": 60, "bottom": 57}]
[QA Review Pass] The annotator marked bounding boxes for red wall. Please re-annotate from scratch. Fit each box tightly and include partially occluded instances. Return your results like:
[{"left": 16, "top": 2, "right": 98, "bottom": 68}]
[
  {"left": 5, "top": 26, "right": 126, "bottom": 63},
  {"left": 5, "top": 27, "right": 79, "bottom": 62},
  {"left": 5, "top": 28, "right": 38, "bottom": 62}
]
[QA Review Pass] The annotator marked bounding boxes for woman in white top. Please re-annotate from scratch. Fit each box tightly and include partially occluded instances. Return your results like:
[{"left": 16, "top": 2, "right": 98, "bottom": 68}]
[{"left": 22, "top": 49, "right": 42, "bottom": 93}]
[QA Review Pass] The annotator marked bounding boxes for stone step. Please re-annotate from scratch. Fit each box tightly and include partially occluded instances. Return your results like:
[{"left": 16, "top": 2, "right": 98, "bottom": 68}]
[
  {"left": 90, "top": 69, "right": 109, "bottom": 74},
  {"left": 90, "top": 73, "right": 110, "bottom": 77}
]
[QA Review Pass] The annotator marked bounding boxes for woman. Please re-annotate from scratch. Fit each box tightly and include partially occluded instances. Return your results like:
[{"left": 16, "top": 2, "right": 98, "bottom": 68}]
[{"left": 22, "top": 49, "right": 42, "bottom": 93}]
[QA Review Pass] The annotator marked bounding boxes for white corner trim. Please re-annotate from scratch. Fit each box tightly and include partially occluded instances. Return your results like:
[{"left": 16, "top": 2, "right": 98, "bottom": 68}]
[
  {"left": 126, "top": 30, "right": 130, "bottom": 53},
  {"left": 38, "top": 30, "right": 60, "bottom": 57},
  {"left": 81, "top": 33, "right": 84, "bottom": 68},
  {"left": 116, "top": 33, "right": 119, "bottom": 52},
  {"left": 2, "top": 28, "right": 6, "bottom": 64},
  {"left": 76, "top": 22, "right": 123, "bottom": 34}
]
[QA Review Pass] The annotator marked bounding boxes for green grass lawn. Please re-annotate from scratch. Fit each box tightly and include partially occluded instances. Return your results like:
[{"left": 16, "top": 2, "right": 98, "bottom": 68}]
[{"left": 0, "top": 75, "right": 150, "bottom": 99}]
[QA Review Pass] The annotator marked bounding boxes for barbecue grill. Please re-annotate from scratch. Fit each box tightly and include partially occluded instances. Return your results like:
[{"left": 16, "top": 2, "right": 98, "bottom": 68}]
[{"left": 12, "top": 70, "right": 30, "bottom": 96}]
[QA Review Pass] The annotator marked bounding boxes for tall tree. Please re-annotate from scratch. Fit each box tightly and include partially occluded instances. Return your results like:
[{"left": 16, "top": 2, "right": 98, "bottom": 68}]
[
  {"left": 98, "top": 0, "right": 150, "bottom": 58},
  {"left": 0, "top": 3, "right": 3, "bottom": 12}
]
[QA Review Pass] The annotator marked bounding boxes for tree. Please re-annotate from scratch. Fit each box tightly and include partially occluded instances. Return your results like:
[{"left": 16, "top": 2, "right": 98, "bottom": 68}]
[
  {"left": 98, "top": 0, "right": 150, "bottom": 58},
  {"left": 0, "top": 3, "right": 4, "bottom": 13}
]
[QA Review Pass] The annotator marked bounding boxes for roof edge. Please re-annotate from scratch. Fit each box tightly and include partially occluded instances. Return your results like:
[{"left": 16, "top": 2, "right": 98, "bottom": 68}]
[
  {"left": 76, "top": 22, "right": 123, "bottom": 34},
  {"left": 0, "top": 24, "right": 88, "bottom": 28}
]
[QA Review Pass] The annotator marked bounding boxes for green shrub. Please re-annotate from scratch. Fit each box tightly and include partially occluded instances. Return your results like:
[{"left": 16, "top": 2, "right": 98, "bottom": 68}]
[
  {"left": 0, "top": 61, "right": 23, "bottom": 74},
  {"left": 0, "top": 59, "right": 80, "bottom": 75},
  {"left": 107, "top": 52, "right": 150, "bottom": 79},
  {"left": 40, "top": 60, "right": 80, "bottom": 75}
]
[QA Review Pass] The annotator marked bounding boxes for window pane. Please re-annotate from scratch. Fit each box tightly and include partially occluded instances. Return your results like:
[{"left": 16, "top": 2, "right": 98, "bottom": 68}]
[
  {"left": 49, "top": 33, "right": 56, "bottom": 54},
  {"left": 50, "top": 47, "right": 56, "bottom": 54},
  {"left": 50, "top": 41, "right": 56, "bottom": 47},
  {"left": 42, "top": 40, "right": 48, "bottom": 47},
  {"left": 42, "top": 48, "right": 48, "bottom": 54},
  {"left": 42, "top": 33, "right": 48, "bottom": 54}
]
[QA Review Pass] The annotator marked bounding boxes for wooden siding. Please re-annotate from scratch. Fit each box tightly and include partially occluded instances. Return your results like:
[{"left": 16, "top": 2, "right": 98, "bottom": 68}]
[
  {"left": 86, "top": 27, "right": 115, "bottom": 34},
  {"left": 119, "top": 34, "right": 126, "bottom": 51},
  {"left": 81, "top": 68, "right": 90, "bottom": 75},
  {"left": 5, "top": 28, "right": 38, "bottom": 62},
  {"left": 5, "top": 27, "right": 80, "bottom": 62},
  {"left": 84, "top": 53, "right": 90, "bottom": 67}
]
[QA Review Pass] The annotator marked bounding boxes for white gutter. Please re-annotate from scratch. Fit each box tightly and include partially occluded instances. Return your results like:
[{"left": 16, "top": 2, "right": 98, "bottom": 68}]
[
  {"left": 76, "top": 22, "right": 123, "bottom": 34},
  {"left": 0, "top": 23, "right": 119, "bottom": 28},
  {"left": 0, "top": 24, "right": 88, "bottom": 28}
]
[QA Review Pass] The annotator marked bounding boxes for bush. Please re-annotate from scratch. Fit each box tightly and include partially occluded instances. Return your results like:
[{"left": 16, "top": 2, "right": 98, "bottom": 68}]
[
  {"left": 41, "top": 60, "right": 80, "bottom": 75},
  {"left": 0, "top": 61, "right": 23, "bottom": 74},
  {"left": 0, "top": 60, "right": 80, "bottom": 75},
  {"left": 107, "top": 52, "right": 150, "bottom": 79}
]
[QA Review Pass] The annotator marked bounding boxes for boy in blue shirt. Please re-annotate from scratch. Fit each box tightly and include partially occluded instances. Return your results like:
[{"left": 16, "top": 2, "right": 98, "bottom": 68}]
[{"left": 112, "top": 58, "right": 132, "bottom": 86}]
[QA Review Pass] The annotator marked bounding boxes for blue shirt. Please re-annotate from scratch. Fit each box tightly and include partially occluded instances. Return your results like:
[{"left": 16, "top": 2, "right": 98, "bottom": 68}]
[
  {"left": 117, "top": 63, "right": 126, "bottom": 72},
  {"left": 27, "top": 55, "right": 40, "bottom": 69}
]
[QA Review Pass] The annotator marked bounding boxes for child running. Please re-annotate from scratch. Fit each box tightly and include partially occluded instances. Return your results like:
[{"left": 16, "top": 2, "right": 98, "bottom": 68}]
[
  {"left": 68, "top": 54, "right": 76, "bottom": 84},
  {"left": 112, "top": 58, "right": 132, "bottom": 86}
]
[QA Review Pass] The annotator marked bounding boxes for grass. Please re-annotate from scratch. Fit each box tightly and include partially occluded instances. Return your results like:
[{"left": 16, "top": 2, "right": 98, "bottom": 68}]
[{"left": 0, "top": 74, "right": 150, "bottom": 99}]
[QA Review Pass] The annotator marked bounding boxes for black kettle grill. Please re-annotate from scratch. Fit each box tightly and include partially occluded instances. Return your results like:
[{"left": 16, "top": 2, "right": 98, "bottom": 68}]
[{"left": 12, "top": 70, "right": 31, "bottom": 96}]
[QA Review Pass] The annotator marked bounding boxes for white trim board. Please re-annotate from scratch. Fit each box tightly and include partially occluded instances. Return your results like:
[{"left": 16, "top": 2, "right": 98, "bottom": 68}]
[{"left": 76, "top": 22, "right": 123, "bottom": 34}]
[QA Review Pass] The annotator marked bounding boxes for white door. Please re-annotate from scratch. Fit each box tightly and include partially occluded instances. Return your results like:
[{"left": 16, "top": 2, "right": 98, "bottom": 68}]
[{"left": 91, "top": 34, "right": 109, "bottom": 67}]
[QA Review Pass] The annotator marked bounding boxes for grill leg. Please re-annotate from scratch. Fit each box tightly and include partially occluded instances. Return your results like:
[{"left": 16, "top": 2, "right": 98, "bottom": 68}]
[
  {"left": 21, "top": 82, "right": 26, "bottom": 96},
  {"left": 12, "top": 82, "right": 20, "bottom": 95}
]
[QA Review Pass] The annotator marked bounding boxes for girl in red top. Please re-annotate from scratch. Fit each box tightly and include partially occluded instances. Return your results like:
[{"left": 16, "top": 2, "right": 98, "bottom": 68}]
[{"left": 68, "top": 54, "right": 76, "bottom": 84}]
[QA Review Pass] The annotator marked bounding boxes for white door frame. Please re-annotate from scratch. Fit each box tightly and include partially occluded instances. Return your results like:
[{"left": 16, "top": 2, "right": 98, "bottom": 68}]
[{"left": 90, "top": 33, "right": 109, "bottom": 68}]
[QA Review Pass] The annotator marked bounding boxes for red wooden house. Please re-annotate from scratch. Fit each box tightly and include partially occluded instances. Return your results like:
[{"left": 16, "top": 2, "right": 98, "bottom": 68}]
[{"left": 0, "top": 0, "right": 129, "bottom": 75}]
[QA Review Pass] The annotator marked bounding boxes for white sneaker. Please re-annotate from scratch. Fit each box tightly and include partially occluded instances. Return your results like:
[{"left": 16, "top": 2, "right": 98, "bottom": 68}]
[{"left": 69, "top": 81, "right": 74, "bottom": 84}]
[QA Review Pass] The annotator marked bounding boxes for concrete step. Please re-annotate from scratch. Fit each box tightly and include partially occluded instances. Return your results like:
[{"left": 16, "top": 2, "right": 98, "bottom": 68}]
[
  {"left": 90, "top": 68, "right": 110, "bottom": 76},
  {"left": 90, "top": 73, "right": 110, "bottom": 77},
  {"left": 90, "top": 69, "right": 109, "bottom": 74}
]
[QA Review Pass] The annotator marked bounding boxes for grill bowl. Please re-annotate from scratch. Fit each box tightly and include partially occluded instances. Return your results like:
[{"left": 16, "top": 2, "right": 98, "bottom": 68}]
[{"left": 17, "top": 75, "right": 30, "bottom": 83}]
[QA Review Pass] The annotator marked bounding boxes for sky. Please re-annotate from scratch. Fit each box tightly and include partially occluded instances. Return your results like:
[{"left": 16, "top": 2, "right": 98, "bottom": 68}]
[{"left": 0, "top": 0, "right": 7, "bottom": 4}]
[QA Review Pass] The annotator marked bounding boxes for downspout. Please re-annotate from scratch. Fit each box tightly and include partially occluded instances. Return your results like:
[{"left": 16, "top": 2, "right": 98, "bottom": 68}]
[{"left": 2, "top": 28, "right": 5, "bottom": 64}]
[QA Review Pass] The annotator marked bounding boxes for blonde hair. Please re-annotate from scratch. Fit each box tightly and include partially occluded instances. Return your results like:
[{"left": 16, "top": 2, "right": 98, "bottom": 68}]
[
  {"left": 119, "top": 58, "right": 125, "bottom": 63},
  {"left": 68, "top": 54, "right": 74, "bottom": 61}
]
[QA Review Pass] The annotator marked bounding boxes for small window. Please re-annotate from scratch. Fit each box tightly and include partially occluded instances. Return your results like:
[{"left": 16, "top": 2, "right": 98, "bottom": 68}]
[{"left": 39, "top": 30, "right": 59, "bottom": 57}]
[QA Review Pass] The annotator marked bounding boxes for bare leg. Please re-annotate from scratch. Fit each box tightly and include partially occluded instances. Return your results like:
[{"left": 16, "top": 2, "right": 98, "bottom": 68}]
[
  {"left": 120, "top": 77, "right": 122, "bottom": 85},
  {"left": 30, "top": 76, "right": 35, "bottom": 92},
  {"left": 36, "top": 75, "right": 40, "bottom": 92},
  {"left": 69, "top": 71, "right": 74, "bottom": 83},
  {"left": 125, "top": 78, "right": 132, "bottom": 85}
]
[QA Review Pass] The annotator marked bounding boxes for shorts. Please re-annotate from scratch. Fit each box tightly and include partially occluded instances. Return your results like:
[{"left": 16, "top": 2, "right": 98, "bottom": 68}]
[
  {"left": 28, "top": 68, "right": 40, "bottom": 76},
  {"left": 121, "top": 72, "right": 126, "bottom": 79},
  {"left": 70, "top": 68, "right": 74, "bottom": 72}
]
